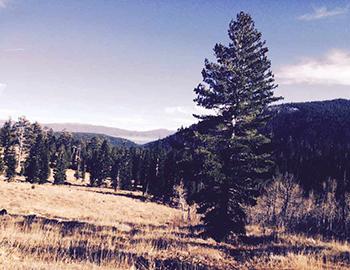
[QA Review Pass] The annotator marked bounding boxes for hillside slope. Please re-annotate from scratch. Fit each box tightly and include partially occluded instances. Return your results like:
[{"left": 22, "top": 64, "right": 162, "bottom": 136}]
[
  {"left": 46, "top": 123, "right": 174, "bottom": 144},
  {"left": 0, "top": 177, "right": 349, "bottom": 269},
  {"left": 0, "top": 121, "right": 174, "bottom": 144},
  {"left": 70, "top": 132, "right": 137, "bottom": 148},
  {"left": 0, "top": 179, "right": 234, "bottom": 269},
  {"left": 146, "top": 99, "right": 350, "bottom": 191}
]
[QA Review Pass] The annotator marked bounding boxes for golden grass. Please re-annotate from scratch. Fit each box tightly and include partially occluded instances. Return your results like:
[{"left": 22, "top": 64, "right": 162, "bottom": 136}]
[
  {"left": 0, "top": 180, "right": 178, "bottom": 227},
  {"left": 258, "top": 252, "right": 349, "bottom": 270},
  {"left": 0, "top": 176, "right": 236, "bottom": 269},
  {"left": 0, "top": 175, "right": 349, "bottom": 269}
]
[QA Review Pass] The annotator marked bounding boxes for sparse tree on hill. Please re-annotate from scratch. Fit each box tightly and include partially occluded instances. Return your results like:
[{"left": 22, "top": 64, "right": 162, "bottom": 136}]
[{"left": 193, "top": 12, "right": 281, "bottom": 241}]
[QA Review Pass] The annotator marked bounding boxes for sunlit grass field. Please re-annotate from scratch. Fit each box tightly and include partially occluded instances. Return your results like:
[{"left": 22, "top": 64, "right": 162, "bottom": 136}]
[{"left": 0, "top": 171, "right": 349, "bottom": 269}]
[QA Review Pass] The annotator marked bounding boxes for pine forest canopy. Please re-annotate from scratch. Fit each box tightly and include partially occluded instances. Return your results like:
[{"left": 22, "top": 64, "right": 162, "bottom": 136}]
[{"left": 148, "top": 98, "right": 350, "bottom": 192}]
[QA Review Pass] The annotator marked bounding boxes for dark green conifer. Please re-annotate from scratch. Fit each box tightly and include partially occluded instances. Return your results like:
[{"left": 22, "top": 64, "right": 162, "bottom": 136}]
[
  {"left": 24, "top": 128, "right": 50, "bottom": 184},
  {"left": 193, "top": 12, "right": 281, "bottom": 241},
  {"left": 1, "top": 120, "right": 18, "bottom": 181},
  {"left": 54, "top": 146, "right": 68, "bottom": 184},
  {"left": 96, "top": 140, "right": 111, "bottom": 186},
  {"left": 4, "top": 146, "right": 17, "bottom": 181},
  {"left": 86, "top": 137, "right": 101, "bottom": 186}
]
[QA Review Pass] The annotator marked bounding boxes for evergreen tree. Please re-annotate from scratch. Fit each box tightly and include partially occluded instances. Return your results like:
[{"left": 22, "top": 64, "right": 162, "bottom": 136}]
[
  {"left": 96, "top": 140, "right": 111, "bottom": 186},
  {"left": 1, "top": 120, "right": 18, "bottom": 181},
  {"left": 86, "top": 137, "right": 101, "bottom": 186},
  {"left": 0, "top": 147, "right": 4, "bottom": 175},
  {"left": 110, "top": 148, "right": 122, "bottom": 190},
  {"left": 38, "top": 135, "right": 50, "bottom": 184},
  {"left": 46, "top": 128, "right": 57, "bottom": 167},
  {"left": 54, "top": 146, "right": 68, "bottom": 184},
  {"left": 4, "top": 145, "right": 17, "bottom": 181},
  {"left": 72, "top": 144, "right": 82, "bottom": 180},
  {"left": 119, "top": 150, "right": 133, "bottom": 190},
  {"left": 13, "top": 116, "right": 32, "bottom": 173},
  {"left": 79, "top": 142, "right": 88, "bottom": 181},
  {"left": 55, "top": 131, "right": 73, "bottom": 168},
  {"left": 0, "top": 120, "right": 16, "bottom": 148},
  {"left": 140, "top": 149, "right": 152, "bottom": 195},
  {"left": 24, "top": 129, "right": 50, "bottom": 184},
  {"left": 193, "top": 12, "right": 281, "bottom": 241},
  {"left": 25, "top": 142, "right": 40, "bottom": 183}
]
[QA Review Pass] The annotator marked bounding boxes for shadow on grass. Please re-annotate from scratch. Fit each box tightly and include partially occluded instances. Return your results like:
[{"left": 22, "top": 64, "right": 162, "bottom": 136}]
[{"left": 3, "top": 212, "right": 350, "bottom": 269}]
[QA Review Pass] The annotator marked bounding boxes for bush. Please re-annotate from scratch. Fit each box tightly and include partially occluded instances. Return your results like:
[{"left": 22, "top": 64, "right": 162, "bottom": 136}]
[{"left": 249, "top": 175, "right": 350, "bottom": 239}]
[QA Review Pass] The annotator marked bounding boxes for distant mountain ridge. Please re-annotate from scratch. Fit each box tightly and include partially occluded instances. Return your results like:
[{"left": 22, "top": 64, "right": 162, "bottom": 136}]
[
  {"left": 69, "top": 132, "right": 137, "bottom": 148},
  {"left": 0, "top": 120, "right": 175, "bottom": 144},
  {"left": 45, "top": 123, "right": 174, "bottom": 144}
]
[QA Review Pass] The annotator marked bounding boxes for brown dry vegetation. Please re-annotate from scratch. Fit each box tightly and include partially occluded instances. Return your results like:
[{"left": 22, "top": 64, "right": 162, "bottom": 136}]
[{"left": 0, "top": 172, "right": 350, "bottom": 269}]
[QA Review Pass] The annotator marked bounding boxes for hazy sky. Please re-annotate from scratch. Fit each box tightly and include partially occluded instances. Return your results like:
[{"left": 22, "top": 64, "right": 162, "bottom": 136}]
[{"left": 0, "top": 0, "right": 349, "bottom": 130}]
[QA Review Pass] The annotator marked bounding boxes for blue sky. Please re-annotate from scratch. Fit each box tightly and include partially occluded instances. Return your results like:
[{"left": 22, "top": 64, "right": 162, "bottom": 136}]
[{"left": 0, "top": 0, "right": 349, "bottom": 130}]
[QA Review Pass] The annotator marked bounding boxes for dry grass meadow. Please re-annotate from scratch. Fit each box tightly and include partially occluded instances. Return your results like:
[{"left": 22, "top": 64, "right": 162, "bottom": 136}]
[{"left": 0, "top": 171, "right": 350, "bottom": 269}]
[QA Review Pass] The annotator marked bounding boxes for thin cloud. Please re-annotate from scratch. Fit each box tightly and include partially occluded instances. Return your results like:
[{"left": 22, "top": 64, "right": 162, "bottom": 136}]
[
  {"left": 4, "top": 48, "right": 25, "bottom": 52},
  {"left": 111, "top": 115, "right": 145, "bottom": 125},
  {"left": 164, "top": 105, "right": 211, "bottom": 115},
  {"left": 298, "top": 5, "right": 349, "bottom": 21},
  {"left": 0, "top": 83, "right": 7, "bottom": 94},
  {"left": 0, "top": 108, "right": 17, "bottom": 116},
  {"left": 0, "top": 0, "right": 9, "bottom": 9},
  {"left": 165, "top": 106, "right": 190, "bottom": 114},
  {"left": 277, "top": 49, "right": 350, "bottom": 86}
]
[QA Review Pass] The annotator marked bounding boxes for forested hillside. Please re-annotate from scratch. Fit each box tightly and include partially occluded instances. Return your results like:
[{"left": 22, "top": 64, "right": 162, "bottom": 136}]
[
  {"left": 148, "top": 98, "right": 350, "bottom": 193},
  {"left": 270, "top": 99, "right": 350, "bottom": 191},
  {"left": 71, "top": 132, "right": 137, "bottom": 148}
]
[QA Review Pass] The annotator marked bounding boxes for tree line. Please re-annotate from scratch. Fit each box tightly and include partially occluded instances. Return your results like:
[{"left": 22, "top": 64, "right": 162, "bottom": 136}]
[{"left": 0, "top": 118, "right": 173, "bottom": 194}]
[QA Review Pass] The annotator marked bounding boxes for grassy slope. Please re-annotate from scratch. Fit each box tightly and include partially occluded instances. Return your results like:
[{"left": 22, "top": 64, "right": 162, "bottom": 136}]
[{"left": 0, "top": 173, "right": 349, "bottom": 269}]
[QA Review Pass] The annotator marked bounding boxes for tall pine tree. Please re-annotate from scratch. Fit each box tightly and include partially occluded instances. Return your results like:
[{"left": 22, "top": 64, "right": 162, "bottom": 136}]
[
  {"left": 96, "top": 140, "right": 111, "bottom": 186},
  {"left": 193, "top": 12, "right": 281, "bottom": 241},
  {"left": 86, "top": 137, "right": 101, "bottom": 186},
  {"left": 1, "top": 120, "right": 18, "bottom": 181},
  {"left": 24, "top": 129, "right": 50, "bottom": 184},
  {"left": 4, "top": 145, "right": 17, "bottom": 181}
]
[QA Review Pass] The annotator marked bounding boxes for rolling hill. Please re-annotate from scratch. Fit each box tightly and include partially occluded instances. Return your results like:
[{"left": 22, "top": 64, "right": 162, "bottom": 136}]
[
  {"left": 146, "top": 99, "right": 350, "bottom": 191},
  {"left": 0, "top": 120, "right": 175, "bottom": 144},
  {"left": 70, "top": 132, "right": 137, "bottom": 148},
  {"left": 45, "top": 123, "right": 174, "bottom": 144},
  {"left": 1, "top": 174, "right": 348, "bottom": 269}
]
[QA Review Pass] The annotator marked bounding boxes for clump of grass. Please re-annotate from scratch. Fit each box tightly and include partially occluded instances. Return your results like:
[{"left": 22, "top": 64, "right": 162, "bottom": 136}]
[{"left": 264, "top": 252, "right": 349, "bottom": 270}]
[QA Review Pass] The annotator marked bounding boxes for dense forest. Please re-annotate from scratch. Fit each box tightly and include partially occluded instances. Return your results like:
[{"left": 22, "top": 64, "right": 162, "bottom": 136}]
[
  {"left": 270, "top": 99, "right": 350, "bottom": 192},
  {"left": 152, "top": 98, "right": 350, "bottom": 194}
]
